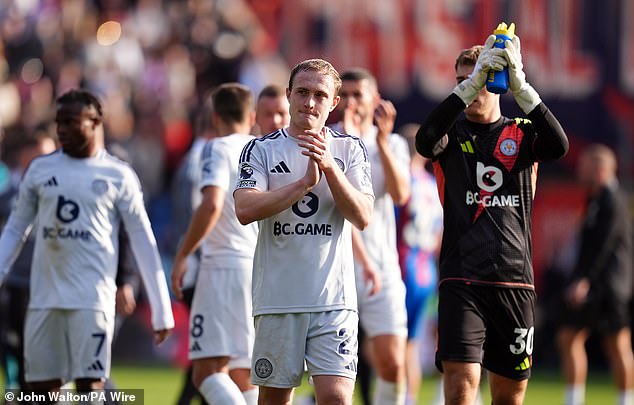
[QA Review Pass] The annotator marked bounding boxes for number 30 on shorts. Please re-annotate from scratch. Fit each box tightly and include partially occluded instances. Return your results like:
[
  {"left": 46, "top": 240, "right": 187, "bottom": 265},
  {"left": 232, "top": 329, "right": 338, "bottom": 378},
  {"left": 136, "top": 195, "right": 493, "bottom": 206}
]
[{"left": 509, "top": 327, "right": 534, "bottom": 355}]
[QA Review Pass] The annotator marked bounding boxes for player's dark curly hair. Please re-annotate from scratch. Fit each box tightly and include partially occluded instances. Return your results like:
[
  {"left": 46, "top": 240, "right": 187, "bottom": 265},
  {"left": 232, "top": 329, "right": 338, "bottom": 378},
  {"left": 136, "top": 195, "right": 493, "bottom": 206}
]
[{"left": 56, "top": 89, "right": 104, "bottom": 118}]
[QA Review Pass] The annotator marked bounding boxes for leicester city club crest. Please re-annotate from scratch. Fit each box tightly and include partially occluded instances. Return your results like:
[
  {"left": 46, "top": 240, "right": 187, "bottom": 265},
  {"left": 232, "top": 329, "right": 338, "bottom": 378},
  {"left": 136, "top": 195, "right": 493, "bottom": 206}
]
[
  {"left": 254, "top": 358, "right": 273, "bottom": 379},
  {"left": 500, "top": 139, "right": 518, "bottom": 156},
  {"left": 92, "top": 179, "right": 109, "bottom": 195}
]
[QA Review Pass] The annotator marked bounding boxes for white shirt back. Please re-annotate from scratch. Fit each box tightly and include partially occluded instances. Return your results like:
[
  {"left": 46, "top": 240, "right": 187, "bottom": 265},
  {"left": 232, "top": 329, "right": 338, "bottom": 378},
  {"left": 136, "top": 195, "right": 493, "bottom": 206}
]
[
  {"left": 235, "top": 128, "right": 374, "bottom": 315},
  {"left": 199, "top": 133, "right": 258, "bottom": 268}
]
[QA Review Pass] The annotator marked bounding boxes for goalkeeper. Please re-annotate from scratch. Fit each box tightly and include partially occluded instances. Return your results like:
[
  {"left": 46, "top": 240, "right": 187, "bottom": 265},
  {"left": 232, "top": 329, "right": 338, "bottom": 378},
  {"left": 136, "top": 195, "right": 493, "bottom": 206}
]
[{"left": 415, "top": 34, "right": 568, "bottom": 405}]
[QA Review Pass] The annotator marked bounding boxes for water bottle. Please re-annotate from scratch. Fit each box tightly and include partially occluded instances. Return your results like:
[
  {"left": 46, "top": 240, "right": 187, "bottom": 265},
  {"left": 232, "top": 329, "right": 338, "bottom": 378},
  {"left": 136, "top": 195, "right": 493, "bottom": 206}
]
[{"left": 486, "top": 22, "right": 515, "bottom": 94}]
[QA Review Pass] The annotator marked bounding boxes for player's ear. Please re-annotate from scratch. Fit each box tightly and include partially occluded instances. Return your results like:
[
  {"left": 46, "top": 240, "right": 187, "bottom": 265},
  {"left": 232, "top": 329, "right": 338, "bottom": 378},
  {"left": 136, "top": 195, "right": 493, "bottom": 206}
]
[
  {"left": 373, "top": 93, "right": 381, "bottom": 109},
  {"left": 330, "top": 95, "right": 341, "bottom": 112},
  {"left": 248, "top": 110, "right": 256, "bottom": 129}
]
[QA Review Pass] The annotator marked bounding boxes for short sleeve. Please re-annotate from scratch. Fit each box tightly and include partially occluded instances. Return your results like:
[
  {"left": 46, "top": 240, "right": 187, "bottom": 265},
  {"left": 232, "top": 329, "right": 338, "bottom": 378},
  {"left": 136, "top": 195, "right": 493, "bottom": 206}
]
[
  {"left": 346, "top": 138, "right": 374, "bottom": 197},
  {"left": 200, "top": 140, "right": 231, "bottom": 192},
  {"left": 235, "top": 139, "right": 268, "bottom": 192}
]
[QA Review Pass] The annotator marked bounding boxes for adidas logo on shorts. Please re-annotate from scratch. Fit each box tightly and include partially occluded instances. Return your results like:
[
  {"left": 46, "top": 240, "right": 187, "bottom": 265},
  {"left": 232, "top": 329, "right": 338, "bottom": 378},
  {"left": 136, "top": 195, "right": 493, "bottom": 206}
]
[
  {"left": 87, "top": 360, "right": 104, "bottom": 371},
  {"left": 514, "top": 356, "right": 531, "bottom": 371}
]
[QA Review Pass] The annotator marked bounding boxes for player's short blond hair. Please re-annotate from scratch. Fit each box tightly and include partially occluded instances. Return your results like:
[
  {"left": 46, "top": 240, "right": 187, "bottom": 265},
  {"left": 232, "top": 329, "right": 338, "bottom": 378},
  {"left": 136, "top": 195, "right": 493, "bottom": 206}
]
[{"left": 288, "top": 59, "right": 342, "bottom": 96}]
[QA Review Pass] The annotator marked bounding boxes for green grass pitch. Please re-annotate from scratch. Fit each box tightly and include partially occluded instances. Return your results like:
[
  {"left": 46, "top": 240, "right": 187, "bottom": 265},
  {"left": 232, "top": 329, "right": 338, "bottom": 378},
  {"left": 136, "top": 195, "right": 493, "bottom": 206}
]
[{"left": 107, "top": 364, "right": 617, "bottom": 404}]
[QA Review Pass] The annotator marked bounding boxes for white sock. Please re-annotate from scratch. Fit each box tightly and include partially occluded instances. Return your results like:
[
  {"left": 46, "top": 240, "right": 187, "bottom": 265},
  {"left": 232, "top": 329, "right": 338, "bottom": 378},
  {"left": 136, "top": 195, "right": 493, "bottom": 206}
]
[
  {"left": 242, "top": 387, "right": 258, "bottom": 405},
  {"left": 373, "top": 377, "right": 406, "bottom": 405},
  {"left": 473, "top": 389, "right": 483, "bottom": 405},
  {"left": 618, "top": 389, "right": 634, "bottom": 405},
  {"left": 564, "top": 384, "right": 585, "bottom": 405},
  {"left": 199, "top": 373, "right": 246, "bottom": 405},
  {"left": 431, "top": 379, "right": 445, "bottom": 405}
]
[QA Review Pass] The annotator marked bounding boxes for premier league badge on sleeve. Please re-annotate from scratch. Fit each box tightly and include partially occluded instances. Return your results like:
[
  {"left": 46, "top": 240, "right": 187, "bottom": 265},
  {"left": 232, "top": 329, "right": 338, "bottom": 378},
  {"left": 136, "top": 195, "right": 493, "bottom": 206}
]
[
  {"left": 240, "top": 163, "right": 254, "bottom": 179},
  {"left": 237, "top": 163, "right": 256, "bottom": 188},
  {"left": 361, "top": 164, "right": 372, "bottom": 187}
]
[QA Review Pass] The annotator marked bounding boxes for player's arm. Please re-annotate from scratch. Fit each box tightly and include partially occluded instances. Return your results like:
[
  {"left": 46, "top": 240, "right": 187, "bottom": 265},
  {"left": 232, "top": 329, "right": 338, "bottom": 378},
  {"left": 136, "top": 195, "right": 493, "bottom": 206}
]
[
  {"left": 575, "top": 194, "right": 622, "bottom": 283},
  {"left": 500, "top": 35, "right": 568, "bottom": 161},
  {"left": 322, "top": 166, "right": 374, "bottom": 230},
  {"left": 115, "top": 226, "right": 139, "bottom": 315},
  {"left": 118, "top": 169, "right": 174, "bottom": 344},
  {"left": 235, "top": 137, "right": 321, "bottom": 224},
  {"left": 298, "top": 129, "right": 374, "bottom": 230},
  {"left": 234, "top": 160, "right": 319, "bottom": 224},
  {"left": 351, "top": 228, "right": 381, "bottom": 296},
  {"left": 527, "top": 104, "right": 568, "bottom": 161},
  {"left": 565, "top": 195, "right": 622, "bottom": 307},
  {"left": 0, "top": 170, "right": 39, "bottom": 284},
  {"left": 375, "top": 99, "right": 410, "bottom": 206},
  {"left": 0, "top": 214, "right": 34, "bottom": 284},
  {"left": 171, "top": 185, "right": 224, "bottom": 299},
  {"left": 415, "top": 95, "right": 465, "bottom": 158}
]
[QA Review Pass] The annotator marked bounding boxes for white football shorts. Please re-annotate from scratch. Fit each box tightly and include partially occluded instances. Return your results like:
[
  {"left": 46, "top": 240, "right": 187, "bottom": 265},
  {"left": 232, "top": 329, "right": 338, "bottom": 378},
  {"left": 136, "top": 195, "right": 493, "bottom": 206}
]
[
  {"left": 24, "top": 308, "right": 113, "bottom": 382},
  {"left": 356, "top": 268, "right": 408, "bottom": 338},
  {"left": 188, "top": 262, "right": 254, "bottom": 369},
  {"left": 251, "top": 309, "right": 358, "bottom": 388}
]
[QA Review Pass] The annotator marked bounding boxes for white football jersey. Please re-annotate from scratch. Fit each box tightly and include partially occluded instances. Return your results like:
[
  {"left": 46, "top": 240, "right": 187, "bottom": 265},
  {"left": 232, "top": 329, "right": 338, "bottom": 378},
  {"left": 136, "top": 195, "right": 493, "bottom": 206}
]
[
  {"left": 0, "top": 150, "right": 173, "bottom": 330},
  {"left": 199, "top": 133, "right": 258, "bottom": 268},
  {"left": 235, "top": 128, "right": 374, "bottom": 315},
  {"left": 358, "top": 127, "right": 411, "bottom": 284}
]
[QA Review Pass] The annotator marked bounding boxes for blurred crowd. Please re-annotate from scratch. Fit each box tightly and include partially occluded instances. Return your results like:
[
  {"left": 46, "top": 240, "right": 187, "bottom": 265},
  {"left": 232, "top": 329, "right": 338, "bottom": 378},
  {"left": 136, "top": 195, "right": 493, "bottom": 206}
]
[{"left": 0, "top": 0, "right": 288, "bottom": 226}]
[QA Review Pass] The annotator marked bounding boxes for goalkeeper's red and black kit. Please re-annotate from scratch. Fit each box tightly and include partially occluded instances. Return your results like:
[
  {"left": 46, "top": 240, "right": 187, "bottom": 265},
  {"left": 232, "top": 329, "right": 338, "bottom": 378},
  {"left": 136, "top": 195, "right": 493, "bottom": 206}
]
[{"left": 416, "top": 93, "right": 568, "bottom": 380}]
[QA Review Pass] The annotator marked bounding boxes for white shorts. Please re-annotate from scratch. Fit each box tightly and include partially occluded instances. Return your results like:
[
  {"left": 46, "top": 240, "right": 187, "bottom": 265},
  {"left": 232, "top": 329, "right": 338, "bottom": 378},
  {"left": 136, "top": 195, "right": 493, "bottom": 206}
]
[
  {"left": 24, "top": 309, "right": 114, "bottom": 382},
  {"left": 189, "top": 264, "right": 254, "bottom": 369},
  {"left": 251, "top": 310, "right": 358, "bottom": 388},
  {"left": 357, "top": 271, "right": 408, "bottom": 338}
]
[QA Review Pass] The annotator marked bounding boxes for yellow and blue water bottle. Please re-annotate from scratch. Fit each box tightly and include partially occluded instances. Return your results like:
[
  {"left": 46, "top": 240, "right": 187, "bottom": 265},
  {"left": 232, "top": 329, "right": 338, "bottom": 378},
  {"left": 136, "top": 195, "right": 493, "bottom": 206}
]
[{"left": 486, "top": 22, "right": 515, "bottom": 94}]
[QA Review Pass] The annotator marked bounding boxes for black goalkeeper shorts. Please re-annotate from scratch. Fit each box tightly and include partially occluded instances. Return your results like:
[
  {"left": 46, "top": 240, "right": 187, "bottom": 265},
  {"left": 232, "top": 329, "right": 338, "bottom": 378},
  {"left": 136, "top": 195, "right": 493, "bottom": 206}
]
[{"left": 436, "top": 282, "right": 536, "bottom": 381}]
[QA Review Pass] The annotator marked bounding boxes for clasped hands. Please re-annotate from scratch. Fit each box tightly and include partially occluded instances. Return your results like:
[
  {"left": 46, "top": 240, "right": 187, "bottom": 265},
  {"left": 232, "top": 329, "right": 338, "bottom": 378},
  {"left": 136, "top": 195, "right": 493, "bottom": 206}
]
[{"left": 297, "top": 127, "right": 334, "bottom": 188}]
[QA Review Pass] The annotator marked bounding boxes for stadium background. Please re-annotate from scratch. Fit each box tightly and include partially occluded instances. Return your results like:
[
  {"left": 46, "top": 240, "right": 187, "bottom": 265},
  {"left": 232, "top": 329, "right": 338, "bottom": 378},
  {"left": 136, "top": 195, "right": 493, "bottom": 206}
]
[{"left": 0, "top": 0, "right": 632, "bottom": 402}]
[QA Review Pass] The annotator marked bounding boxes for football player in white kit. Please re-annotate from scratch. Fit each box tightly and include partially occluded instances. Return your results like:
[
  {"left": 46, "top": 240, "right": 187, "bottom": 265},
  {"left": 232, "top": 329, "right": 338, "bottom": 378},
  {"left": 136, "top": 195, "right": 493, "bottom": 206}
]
[
  {"left": 170, "top": 83, "right": 259, "bottom": 405},
  {"left": 234, "top": 58, "right": 375, "bottom": 405},
  {"left": 0, "top": 89, "right": 174, "bottom": 401},
  {"left": 336, "top": 68, "right": 411, "bottom": 404}
]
